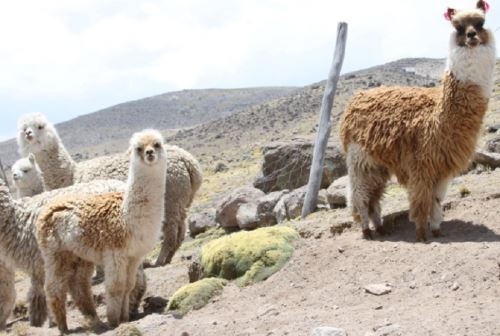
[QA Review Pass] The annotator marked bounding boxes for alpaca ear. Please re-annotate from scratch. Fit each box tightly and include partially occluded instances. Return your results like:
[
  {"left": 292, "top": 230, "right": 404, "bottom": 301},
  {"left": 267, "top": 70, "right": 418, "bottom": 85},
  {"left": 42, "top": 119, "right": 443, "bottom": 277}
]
[
  {"left": 476, "top": 0, "right": 490, "bottom": 13},
  {"left": 444, "top": 7, "right": 456, "bottom": 20},
  {"left": 28, "top": 153, "right": 35, "bottom": 163}
]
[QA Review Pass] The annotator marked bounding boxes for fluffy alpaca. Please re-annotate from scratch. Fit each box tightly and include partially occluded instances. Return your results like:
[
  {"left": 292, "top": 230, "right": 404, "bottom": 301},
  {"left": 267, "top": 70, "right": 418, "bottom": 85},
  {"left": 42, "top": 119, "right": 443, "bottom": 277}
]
[
  {"left": 11, "top": 154, "right": 46, "bottom": 198},
  {"left": 17, "top": 113, "right": 75, "bottom": 190},
  {"left": 0, "top": 178, "right": 146, "bottom": 329},
  {"left": 37, "top": 129, "right": 167, "bottom": 332},
  {"left": 17, "top": 114, "right": 202, "bottom": 266},
  {"left": 339, "top": 0, "right": 496, "bottom": 242},
  {"left": 0, "top": 260, "right": 15, "bottom": 330}
]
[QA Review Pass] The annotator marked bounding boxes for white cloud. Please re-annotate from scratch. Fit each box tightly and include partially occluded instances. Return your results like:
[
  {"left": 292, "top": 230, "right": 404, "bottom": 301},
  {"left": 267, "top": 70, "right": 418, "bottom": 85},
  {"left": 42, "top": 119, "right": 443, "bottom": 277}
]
[{"left": 0, "top": 0, "right": 498, "bottom": 140}]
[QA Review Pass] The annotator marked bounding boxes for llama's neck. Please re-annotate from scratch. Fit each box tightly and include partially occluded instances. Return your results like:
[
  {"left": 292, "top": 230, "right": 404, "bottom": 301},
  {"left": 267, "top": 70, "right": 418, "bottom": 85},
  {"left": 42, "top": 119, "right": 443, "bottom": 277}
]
[
  {"left": 17, "top": 178, "right": 44, "bottom": 198},
  {"left": 34, "top": 142, "right": 76, "bottom": 190},
  {"left": 445, "top": 31, "right": 496, "bottom": 98},
  {"left": 122, "top": 162, "right": 167, "bottom": 253}
]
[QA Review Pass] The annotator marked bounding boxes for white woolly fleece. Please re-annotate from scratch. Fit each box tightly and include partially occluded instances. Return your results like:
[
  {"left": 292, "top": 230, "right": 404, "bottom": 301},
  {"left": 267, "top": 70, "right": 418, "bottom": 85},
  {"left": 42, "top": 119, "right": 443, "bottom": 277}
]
[
  {"left": 446, "top": 29, "right": 496, "bottom": 98},
  {"left": 11, "top": 154, "right": 45, "bottom": 198}
]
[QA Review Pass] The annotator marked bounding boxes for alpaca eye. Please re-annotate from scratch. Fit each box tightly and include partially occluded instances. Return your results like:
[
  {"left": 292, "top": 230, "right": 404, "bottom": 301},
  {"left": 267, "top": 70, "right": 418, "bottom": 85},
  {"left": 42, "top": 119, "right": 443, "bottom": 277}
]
[
  {"left": 474, "top": 22, "right": 484, "bottom": 30},
  {"left": 22, "top": 169, "right": 29, "bottom": 173},
  {"left": 456, "top": 26, "right": 465, "bottom": 34},
  {"left": 38, "top": 125, "right": 44, "bottom": 130},
  {"left": 136, "top": 147, "right": 143, "bottom": 153},
  {"left": 154, "top": 142, "right": 161, "bottom": 149}
]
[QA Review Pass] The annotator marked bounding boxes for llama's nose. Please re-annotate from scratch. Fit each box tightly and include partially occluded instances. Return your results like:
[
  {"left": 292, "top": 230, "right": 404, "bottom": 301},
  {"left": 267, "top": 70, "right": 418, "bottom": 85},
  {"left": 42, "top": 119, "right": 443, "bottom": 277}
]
[
  {"left": 467, "top": 31, "right": 477, "bottom": 38},
  {"left": 145, "top": 149, "right": 154, "bottom": 156},
  {"left": 12, "top": 173, "right": 19, "bottom": 180}
]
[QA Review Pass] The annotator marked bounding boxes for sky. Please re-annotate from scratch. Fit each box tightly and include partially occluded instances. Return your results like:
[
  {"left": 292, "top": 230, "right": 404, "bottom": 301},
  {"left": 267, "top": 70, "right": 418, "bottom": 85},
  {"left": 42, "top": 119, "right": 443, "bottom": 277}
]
[{"left": 1, "top": 0, "right": 499, "bottom": 141}]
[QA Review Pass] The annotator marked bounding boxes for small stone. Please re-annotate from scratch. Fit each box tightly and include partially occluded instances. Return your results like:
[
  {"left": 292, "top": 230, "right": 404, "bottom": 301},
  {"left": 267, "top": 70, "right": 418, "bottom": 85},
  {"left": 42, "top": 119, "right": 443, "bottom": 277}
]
[
  {"left": 409, "top": 281, "right": 416, "bottom": 289},
  {"left": 364, "top": 284, "right": 392, "bottom": 296},
  {"left": 374, "top": 305, "right": 383, "bottom": 310},
  {"left": 337, "top": 247, "right": 345, "bottom": 253},
  {"left": 451, "top": 282, "right": 460, "bottom": 291},
  {"left": 311, "top": 326, "right": 347, "bottom": 336}
]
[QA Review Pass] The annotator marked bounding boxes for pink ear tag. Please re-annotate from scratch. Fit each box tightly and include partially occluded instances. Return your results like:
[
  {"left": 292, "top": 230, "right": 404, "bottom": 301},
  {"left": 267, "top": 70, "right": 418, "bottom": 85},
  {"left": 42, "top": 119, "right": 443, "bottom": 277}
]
[{"left": 483, "top": 1, "right": 490, "bottom": 12}]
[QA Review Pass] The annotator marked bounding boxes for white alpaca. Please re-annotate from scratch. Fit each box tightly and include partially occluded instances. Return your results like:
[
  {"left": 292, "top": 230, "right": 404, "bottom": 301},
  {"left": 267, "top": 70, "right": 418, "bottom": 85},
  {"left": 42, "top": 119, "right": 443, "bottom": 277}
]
[
  {"left": 11, "top": 154, "right": 46, "bottom": 198},
  {"left": 17, "top": 113, "right": 202, "bottom": 266},
  {"left": 0, "top": 178, "right": 133, "bottom": 329},
  {"left": 37, "top": 129, "right": 167, "bottom": 333},
  {"left": 17, "top": 113, "right": 75, "bottom": 190}
]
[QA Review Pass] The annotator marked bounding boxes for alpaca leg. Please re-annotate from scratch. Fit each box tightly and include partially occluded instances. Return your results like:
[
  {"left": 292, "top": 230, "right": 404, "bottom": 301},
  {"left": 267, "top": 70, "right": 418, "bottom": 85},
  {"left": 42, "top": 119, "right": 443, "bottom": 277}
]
[
  {"left": 0, "top": 263, "right": 15, "bottom": 330},
  {"left": 129, "top": 265, "right": 147, "bottom": 317},
  {"left": 120, "top": 258, "right": 142, "bottom": 322},
  {"left": 155, "top": 216, "right": 179, "bottom": 266},
  {"left": 44, "top": 253, "right": 71, "bottom": 333},
  {"left": 68, "top": 260, "right": 100, "bottom": 327},
  {"left": 430, "top": 178, "right": 450, "bottom": 237},
  {"left": 104, "top": 257, "right": 127, "bottom": 328},
  {"left": 28, "top": 272, "right": 48, "bottom": 327},
  {"left": 369, "top": 192, "right": 385, "bottom": 235},
  {"left": 408, "top": 182, "right": 433, "bottom": 242}
]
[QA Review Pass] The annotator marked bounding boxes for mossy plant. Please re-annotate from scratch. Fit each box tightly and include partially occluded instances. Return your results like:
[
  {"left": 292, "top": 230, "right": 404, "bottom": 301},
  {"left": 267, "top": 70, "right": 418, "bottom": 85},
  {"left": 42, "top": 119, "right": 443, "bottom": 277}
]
[
  {"left": 459, "top": 185, "right": 471, "bottom": 198},
  {"left": 200, "top": 226, "right": 299, "bottom": 287},
  {"left": 168, "top": 278, "right": 226, "bottom": 315},
  {"left": 180, "top": 227, "right": 227, "bottom": 251}
]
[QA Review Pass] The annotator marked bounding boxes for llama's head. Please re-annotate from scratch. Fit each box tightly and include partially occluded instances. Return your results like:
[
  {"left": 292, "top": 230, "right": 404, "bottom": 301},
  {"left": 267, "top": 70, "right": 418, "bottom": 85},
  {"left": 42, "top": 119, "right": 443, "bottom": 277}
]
[
  {"left": 446, "top": 0, "right": 493, "bottom": 48},
  {"left": 129, "top": 129, "right": 167, "bottom": 168},
  {"left": 17, "top": 113, "right": 59, "bottom": 156},
  {"left": 11, "top": 154, "right": 44, "bottom": 191}
]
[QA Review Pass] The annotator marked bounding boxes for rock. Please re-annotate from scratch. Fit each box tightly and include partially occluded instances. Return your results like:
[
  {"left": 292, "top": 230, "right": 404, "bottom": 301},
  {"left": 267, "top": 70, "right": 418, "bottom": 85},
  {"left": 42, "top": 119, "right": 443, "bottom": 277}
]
[
  {"left": 474, "top": 150, "right": 500, "bottom": 169},
  {"left": 273, "top": 186, "right": 330, "bottom": 223},
  {"left": 214, "top": 162, "right": 229, "bottom": 173},
  {"left": 311, "top": 326, "right": 347, "bottom": 336},
  {"left": 326, "top": 175, "right": 349, "bottom": 208},
  {"left": 255, "top": 190, "right": 289, "bottom": 227},
  {"left": 451, "top": 282, "right": 460, "bottom": 291},
  {"left": 215, "top": 187, "right": 265, "bottom": 228},
  {"left": 364, "top": 283, "right": 392, "bottom": 296},
  {"left": 236, "top": 202, "right": 260, "bottom": 230},
  {"left": 188, "top": 210, "right": 217, "bottom": 237},
  {"left": 486, "top": 136, "right": 500, "bottom": 153},
  {"left": 143, "top": 296, "right": 168, "bottom": 315},
  {"left": 254, "top": 140, "right": 347, "bottom": 193},
  {"left": 371, "top": 323, "right": 401, "bottom": 336},
  {"left": 487, "top": 124, "right": 500, "bottom": 133}
]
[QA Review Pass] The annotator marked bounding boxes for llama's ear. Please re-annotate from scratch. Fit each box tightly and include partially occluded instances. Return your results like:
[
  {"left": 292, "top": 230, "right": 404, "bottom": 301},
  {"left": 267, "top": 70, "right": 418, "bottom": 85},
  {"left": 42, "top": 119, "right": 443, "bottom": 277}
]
[
  {"left": 476, "top": 0, "right": 490, "bottom": 13},
  {"left": 28, "top": 153, "right": 35, "bottom": 163},
  {"left": 444, "top": 8, "right": 456, "bottom": 21}
]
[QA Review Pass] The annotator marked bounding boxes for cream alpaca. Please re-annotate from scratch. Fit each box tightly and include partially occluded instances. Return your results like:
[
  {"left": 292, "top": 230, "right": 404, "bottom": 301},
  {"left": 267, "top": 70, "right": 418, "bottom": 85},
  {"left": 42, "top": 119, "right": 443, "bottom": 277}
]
[
  {"left": 37, "top": 129, "right": 167, "bottom": 332},
  {"left": 0, "top": 178, "right": 139, "bottom": 329},
  {"left": 17, "top": 114, "right": 202, "bottom": 266},
  {"left": 339, "top": 0, "right": 496, "bottom": 241},
  {"left": 0, "top": 260, "right": 15, "bottom": 330},
  {"left": 11, "top": 154, "right": 46, "bottom": 198}
]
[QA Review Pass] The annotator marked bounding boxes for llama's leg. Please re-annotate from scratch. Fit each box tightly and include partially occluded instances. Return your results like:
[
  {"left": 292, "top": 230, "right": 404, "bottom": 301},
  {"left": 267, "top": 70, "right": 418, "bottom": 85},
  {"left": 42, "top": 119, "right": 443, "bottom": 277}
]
[
  {"left": 0, "top": 264, "right": 15, "bottom": 330},
  {"left": 104, "top": 256, "right": 127, "bottom": 328},
  {"left": 369, "top": 190, "right": 385, "bottom": 235},
  {"left": 120, "top": 258, "right": 142, "bottom": 322},
  {"left": 408, "top": 182, "right": 433, "bottom": 242},
  {"left": 129, "top": 265, "right": 147, "bottom": 317},
  {"left": 44, "top": 253, "right": 72, "bottom": 333},
  {"left": 154, "top": 215, "right": 179, "bottom": 266},
  {"left": 68, "top": 259, "right": 101, "bottom": 328},
  {"left": 430, "top": 178, "right": 450, "bottom": 237},
  {"left": 28, "top": 271, "right": 48, "bottom": 327}
]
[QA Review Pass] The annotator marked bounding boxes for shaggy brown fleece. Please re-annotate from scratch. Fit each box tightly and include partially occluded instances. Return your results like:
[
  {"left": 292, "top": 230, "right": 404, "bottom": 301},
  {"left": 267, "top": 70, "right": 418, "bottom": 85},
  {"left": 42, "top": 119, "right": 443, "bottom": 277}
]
[{"left": 37, "top": 192, "right": 129, "bottom": 250}]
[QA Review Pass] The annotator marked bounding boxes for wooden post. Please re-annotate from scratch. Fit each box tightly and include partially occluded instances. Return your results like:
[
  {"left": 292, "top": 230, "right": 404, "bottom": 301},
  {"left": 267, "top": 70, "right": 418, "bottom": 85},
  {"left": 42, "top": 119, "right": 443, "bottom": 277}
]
[
  {"left": 0, "top": 157, "right": 9, "bottom": 190},
  {"left": 302, "top": 22, "right": 348, "bottom": 218}
]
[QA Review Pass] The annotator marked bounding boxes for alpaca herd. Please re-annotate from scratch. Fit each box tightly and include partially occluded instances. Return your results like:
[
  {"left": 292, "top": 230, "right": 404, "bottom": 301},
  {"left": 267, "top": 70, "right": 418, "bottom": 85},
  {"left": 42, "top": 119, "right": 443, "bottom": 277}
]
[{"left": 0, "top": 0, "right": 496, "bottom": 333}]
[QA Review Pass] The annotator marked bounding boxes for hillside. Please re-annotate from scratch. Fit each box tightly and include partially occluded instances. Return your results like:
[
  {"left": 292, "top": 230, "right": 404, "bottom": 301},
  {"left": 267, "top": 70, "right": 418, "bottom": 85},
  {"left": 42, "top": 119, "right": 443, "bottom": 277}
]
[{"left": 0, "top": 87, "right": 296, "bottom": 166}]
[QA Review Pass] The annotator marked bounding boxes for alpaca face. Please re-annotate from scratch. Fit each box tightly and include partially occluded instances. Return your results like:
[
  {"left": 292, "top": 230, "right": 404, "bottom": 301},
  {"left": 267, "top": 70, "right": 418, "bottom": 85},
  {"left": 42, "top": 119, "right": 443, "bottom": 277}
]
[
  {"left": 448, "top": 1, "right": 491, "bottom": 48},
  {"left": 17, "top": 113, "right": 58, "bottom": 154},
  {"left": 130, "top": 130, "right": 166, "bottom": 166},
  {"left": 11, "top": 154, "right": 42, "bottom": 189}
]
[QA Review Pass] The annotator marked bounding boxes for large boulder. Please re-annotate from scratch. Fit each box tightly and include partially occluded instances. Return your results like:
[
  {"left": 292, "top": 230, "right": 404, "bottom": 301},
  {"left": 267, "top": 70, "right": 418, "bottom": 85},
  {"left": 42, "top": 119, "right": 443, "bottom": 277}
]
[
  {"left": 326, "top": 175, "right": 348, "bottom": 208},
  {"left": 215, "top": 187, "right": 265, "bottom": 229},
  {"left": 254, "top": 140, "right": 347, "bottom": 193},
  {"left": 237, "top": 190, "right": 289, "bottom": 230},
  {"left": 188, "top": 210, "right": 217, "bottom": 237},
  {"left": 273, "top": 186, "right": 329, "bottom": 223}
]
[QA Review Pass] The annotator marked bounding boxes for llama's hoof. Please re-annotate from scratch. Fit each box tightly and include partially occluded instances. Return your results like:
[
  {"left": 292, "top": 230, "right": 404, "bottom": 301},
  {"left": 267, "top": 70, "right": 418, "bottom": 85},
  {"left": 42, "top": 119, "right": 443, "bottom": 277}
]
[
  {"left": 376, "top": 226, "right": 387, "bottom": 236},
  {"left": 416, "top": 229, "right": 427, "bottom": 242},
  {"left": 362, "top": 229, "right": 373, "bottom": 240},
  {"left": 431, "top": 229, "right": 442, "bottom": 238}
]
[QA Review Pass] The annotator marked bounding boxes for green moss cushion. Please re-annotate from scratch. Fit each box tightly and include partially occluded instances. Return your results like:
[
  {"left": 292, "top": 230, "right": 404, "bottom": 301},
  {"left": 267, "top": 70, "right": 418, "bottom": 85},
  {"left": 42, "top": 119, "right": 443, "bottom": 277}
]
[
  {"left": 168, "top": 278, "right": 226, "bottom": 315},
  {"left": 200, "top": 226, "right": 299, "bottom": 286}
]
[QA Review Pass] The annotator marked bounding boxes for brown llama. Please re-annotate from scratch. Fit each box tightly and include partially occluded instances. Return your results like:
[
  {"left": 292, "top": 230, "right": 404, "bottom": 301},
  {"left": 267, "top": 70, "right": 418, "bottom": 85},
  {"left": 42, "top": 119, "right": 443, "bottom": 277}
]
[{"left": 339, "top": 0, "right": 496, "bottom": 241}]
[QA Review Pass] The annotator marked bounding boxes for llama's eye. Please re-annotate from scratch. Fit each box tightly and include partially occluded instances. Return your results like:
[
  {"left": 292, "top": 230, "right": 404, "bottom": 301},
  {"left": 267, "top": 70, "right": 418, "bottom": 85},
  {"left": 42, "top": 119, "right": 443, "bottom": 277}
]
[
  {"left": 154, "top": 142, "right": 161, "bottom": 149},
  {"left": 22, "top": 169, "right": 29, "bottom": 173},
  {"left": 456, "top": 25, "right": 465, "bottom": 34},
  {"left": 38, "top": 125, "right": 44, "bottom": 130},
  {"left": 136, "top": 147, "right": 143, "bottom": 153},
  {"left": 474, "top": 22, "right": 484, "bottom": 30}
]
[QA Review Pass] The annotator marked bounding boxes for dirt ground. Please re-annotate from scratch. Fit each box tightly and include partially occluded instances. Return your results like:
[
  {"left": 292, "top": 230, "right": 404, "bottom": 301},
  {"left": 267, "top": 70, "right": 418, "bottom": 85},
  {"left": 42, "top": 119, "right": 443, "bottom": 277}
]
[{"left": 4, "top": 170, "right": 500, "bottom": 336}]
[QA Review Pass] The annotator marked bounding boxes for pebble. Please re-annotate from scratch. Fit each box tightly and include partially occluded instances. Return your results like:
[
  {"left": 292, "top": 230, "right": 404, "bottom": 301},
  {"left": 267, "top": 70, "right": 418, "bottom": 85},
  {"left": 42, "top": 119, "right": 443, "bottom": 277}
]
[
  {"left": 409, "top": 281, "right": 416, "bottom": 289},
  {"left": 451, "top": 282, "right": 460, "bottom": 291},
  {"left": 364, "top": 283, "right": 392, "bottom": 296},
  {"left": 311, "top": 327, "right": 347, "bottom": 336}
]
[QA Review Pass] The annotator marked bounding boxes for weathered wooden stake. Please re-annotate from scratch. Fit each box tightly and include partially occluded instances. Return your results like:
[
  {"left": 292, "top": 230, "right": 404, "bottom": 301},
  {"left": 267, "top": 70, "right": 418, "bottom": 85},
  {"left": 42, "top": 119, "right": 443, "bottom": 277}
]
[
  {"left": 0, "top": 157, "right": 10, "bottom": 190},
  {"left": 302, "top": 22, "right": 348, "bottom": 218}
]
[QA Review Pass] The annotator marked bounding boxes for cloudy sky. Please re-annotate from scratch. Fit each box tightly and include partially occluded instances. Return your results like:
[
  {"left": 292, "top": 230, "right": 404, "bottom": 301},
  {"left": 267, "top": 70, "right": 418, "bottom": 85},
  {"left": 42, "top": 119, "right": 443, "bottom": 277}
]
[{"left": 0, "top": 0, "right": 499, "bottom": 141}]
